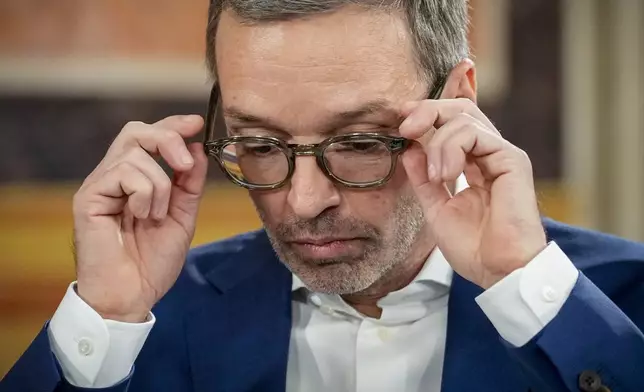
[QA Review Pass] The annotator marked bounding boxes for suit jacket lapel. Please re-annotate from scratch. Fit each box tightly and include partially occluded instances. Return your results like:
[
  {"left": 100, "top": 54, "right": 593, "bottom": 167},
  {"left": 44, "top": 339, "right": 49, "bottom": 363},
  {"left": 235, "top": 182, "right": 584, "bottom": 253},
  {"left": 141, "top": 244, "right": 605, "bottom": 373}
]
[
  {"left": 441, "top": 274, "right": 531, "bottom": 392},
  {"left": 182, "top": 229, "right": 546, "bottom": 391},
  {"left": 184, "top": 232, "right": 293, "bottom": 392}
]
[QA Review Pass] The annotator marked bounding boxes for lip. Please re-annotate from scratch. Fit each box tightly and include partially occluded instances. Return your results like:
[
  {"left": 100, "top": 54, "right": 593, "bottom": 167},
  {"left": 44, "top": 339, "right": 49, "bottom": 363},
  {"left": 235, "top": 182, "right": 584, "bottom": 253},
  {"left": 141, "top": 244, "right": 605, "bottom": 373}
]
[
  {"left": 290, "top": 237, "right": 358, "bottom": 246},
  {"left": 288, "top": 237, "right": 364, "bottom": 260}
]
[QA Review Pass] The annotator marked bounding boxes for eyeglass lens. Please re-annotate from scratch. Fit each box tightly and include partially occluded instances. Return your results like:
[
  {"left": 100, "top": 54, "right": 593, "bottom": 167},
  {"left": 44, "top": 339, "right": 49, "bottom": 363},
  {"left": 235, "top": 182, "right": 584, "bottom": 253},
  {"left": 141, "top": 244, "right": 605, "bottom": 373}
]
[{"left": 219, "top": 138, "right": 394, "bottom": 186}]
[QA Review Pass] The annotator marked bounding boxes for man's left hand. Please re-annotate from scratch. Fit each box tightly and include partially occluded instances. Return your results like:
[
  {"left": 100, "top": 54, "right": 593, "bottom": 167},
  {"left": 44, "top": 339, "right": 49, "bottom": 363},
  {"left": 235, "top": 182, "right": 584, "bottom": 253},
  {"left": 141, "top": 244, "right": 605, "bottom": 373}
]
[{"left": 399, "top": 98, "right": 547, "bottom": 290}]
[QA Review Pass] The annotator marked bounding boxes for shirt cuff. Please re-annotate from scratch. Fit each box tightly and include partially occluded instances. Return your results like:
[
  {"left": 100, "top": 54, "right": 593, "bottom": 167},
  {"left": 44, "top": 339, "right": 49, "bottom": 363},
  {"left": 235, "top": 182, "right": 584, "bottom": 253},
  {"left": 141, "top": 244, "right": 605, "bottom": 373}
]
[
  {"left": 47, "top": 282, "right": 155, "bottom": 388},
  {"left": 475, "top": 242, "right": 579, "bottom": 347}
]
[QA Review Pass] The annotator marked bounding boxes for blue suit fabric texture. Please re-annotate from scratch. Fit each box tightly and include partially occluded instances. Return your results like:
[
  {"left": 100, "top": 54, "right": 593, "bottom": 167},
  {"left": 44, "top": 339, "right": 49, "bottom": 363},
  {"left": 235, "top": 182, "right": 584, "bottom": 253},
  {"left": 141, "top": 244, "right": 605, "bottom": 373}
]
[{"left": 2, "top": 219, "right": 644, "bottom": 392}]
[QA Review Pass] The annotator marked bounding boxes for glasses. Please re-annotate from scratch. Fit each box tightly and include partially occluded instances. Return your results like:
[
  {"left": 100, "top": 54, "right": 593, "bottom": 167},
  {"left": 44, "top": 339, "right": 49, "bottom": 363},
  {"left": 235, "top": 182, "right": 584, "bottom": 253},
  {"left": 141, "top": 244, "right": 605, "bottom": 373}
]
[{"left": 203, "top": 77, "right": 446, "bottom": 190}]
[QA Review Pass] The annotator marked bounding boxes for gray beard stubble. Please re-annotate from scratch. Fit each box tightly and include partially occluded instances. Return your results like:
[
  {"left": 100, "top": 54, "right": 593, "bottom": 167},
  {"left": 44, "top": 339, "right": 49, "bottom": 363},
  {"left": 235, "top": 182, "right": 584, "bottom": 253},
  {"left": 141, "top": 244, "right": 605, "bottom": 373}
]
[{"left": 257, "top": 194, "right": 426, "bottom": 294}]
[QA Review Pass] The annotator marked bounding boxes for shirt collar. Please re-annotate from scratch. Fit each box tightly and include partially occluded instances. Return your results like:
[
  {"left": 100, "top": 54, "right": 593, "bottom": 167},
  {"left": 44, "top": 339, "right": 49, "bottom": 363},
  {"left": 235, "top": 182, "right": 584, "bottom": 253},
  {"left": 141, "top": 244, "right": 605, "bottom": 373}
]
[{"left": 292, "top": 174, "right": 469, "bottom": 292}]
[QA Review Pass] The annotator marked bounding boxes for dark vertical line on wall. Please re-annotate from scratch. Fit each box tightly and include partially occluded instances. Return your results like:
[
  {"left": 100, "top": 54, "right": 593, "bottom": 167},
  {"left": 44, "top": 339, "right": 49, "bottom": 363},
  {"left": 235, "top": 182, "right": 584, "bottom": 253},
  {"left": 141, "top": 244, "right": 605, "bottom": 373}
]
[{"left": 480, "top": 0, "right": 562, "bottom": 180}]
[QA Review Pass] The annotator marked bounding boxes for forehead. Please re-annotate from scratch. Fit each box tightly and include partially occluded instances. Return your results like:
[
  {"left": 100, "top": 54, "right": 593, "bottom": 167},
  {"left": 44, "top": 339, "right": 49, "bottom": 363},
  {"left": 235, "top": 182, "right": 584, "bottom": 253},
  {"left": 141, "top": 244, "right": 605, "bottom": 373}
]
[{"left": 214, "top": 6, "right": 422, "bottom": 110}]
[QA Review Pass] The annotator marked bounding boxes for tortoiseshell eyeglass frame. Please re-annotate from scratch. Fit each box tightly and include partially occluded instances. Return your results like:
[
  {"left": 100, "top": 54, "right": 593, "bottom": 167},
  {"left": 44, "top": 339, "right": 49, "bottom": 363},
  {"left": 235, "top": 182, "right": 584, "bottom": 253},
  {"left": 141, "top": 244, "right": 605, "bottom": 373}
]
[{"left": 203, "top": 76, "right": 446, "bottom": 190}]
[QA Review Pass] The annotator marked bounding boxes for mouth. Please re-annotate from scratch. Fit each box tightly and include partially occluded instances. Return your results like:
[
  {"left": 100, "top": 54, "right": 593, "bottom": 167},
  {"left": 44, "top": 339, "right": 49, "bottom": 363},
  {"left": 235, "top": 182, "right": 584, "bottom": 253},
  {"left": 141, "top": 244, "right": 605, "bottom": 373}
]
[{"left": 288, "top": 237, "right": 366, "bottom": 261}]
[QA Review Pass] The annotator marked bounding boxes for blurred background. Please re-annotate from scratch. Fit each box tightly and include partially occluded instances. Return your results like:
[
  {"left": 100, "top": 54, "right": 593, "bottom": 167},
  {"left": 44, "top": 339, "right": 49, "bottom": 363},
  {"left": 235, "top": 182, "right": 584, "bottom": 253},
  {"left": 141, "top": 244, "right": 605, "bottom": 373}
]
[{"left": 1, "top": 0, "right": 643, "bottom": 378}]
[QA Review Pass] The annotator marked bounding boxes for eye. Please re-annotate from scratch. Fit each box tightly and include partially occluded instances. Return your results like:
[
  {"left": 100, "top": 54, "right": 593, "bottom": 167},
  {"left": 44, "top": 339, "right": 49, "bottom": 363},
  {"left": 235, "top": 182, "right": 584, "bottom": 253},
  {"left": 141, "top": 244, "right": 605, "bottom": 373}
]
[
  {"left": 349, "top": 141, "right": 381, "bottom": 152},
  {"left": 332, "top": 140, "right": 383, "bottom": 153},
  {"left": 243, "top": 143, "right": 281, "bottom": 156}
]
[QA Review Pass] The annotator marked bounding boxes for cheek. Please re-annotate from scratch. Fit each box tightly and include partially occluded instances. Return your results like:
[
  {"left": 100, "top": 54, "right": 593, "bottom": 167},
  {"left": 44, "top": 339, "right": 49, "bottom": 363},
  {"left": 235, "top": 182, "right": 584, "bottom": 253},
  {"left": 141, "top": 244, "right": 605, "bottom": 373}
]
[
  {"left": 249, "top": 189, "right": 289, "bottom": 224},
  {"left": 343, "top": 165, "right": 419, "bottom": 225},
  {"left": 387, "top": 158, "right": 417, "bottom": 197},
  {"left": 342, "top": 188, "right": 399, "bottom": 227}
]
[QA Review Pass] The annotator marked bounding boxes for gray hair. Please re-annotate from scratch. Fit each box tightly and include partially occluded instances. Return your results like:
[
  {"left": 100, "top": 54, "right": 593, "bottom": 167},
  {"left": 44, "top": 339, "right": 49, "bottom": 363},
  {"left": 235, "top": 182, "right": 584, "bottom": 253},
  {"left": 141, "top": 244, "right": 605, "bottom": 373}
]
[{"left": 206, "top": 0, "right": 470, "bottom": 84}]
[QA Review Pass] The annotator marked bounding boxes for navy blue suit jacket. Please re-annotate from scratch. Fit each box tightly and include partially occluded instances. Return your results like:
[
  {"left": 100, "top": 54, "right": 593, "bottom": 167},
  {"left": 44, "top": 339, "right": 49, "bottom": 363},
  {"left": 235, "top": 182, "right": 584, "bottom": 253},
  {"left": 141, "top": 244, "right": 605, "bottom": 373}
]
[{"left": 3, "top": 219, "right": 644, "bottom": 391}]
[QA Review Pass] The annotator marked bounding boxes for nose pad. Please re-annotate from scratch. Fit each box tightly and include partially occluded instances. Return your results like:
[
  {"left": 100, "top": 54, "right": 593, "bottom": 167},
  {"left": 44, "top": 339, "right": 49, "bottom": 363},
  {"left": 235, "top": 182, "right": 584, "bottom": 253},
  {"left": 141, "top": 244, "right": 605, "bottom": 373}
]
[{"left": 287, "top": 156, "right": 341, "bottom": 219}]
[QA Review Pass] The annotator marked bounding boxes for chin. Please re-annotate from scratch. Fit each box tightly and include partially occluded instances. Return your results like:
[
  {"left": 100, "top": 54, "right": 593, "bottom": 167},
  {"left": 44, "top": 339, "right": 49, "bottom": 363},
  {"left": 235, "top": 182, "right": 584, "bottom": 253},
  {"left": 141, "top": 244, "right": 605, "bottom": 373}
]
[{"left": 286, "top": 257, "right": 384, "bottom": 295}]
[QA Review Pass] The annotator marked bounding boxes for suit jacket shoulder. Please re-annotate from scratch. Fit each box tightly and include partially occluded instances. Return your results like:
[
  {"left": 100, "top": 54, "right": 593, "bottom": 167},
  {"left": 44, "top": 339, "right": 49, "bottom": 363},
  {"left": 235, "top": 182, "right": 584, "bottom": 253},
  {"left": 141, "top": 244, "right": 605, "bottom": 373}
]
[
  {"left": 157, "top": 219, "right": 644, "bottom": 313},
  {"left": 131, "top": 229, "right": 292, "bottom": 391},
  {"left": 154, "top": 228, "right": 287, "bottom": 316},
  {"left": 543, "top": 218, "right": 644, "bottom": 295}
]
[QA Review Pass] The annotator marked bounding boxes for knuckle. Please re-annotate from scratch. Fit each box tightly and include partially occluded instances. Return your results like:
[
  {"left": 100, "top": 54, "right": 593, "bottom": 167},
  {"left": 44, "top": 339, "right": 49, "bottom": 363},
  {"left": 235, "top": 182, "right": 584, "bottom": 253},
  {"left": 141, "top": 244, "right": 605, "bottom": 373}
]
[
  {"left": 514, "top": 146, "right": 531, "bottom": 164},
  {"left": 114, "top": 121, "right": 147, "bottom": 150},
  {"left": 72, "top": 190, "right": 101, "bottom": 221},
  {"left": 456, "top": 97, "right": 473, "bottom": 108},
  {"left": 72, "top": 190, "right": 86, "bottom": 211},
  {"left": 156, "top": 176, "right": 172, "bottom": 194},
  {"left": 427, "top": 140, "right": 442, "bottom": 155},
  {"left": 160, "top": 129, "right": 182, "bottom": 145},
  {"left": 454, "top": 112, "right": 474, "bottom": 126},
  {"left": 81, "top": 197, "right": 106, "bottom": 218},
  {"left": 123, "top": 145, "right": 150, "bottom": 163},
  {"left": 122, "top": 120, "right": 145, "bottom": 133},
  {"left": 134, "top": 178, "right": 154, "bottom": 196},
  {"left": 115, "top": 160, "right": 136, "bottom": 174},
  {"left": 443, "top": 136, "right": 464, "bottom": 155}
]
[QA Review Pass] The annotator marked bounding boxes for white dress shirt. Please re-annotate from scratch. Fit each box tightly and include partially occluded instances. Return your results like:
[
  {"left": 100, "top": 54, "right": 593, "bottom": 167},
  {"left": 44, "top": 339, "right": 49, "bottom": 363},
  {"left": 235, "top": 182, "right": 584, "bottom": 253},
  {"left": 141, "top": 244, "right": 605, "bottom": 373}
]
[
  {"left": 46, "top": 176, "right": 580, "bottom": 390},
  {"left": 48, "top": 242, "right": 578, "bottom": 391}
]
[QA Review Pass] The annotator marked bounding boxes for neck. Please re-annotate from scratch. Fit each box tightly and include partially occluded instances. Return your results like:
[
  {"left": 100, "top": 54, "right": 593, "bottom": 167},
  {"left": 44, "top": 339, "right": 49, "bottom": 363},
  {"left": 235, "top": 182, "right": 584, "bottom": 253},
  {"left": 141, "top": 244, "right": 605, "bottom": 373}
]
[
  {"left": 342, "top": 235, "right": 435, "bottom": 319},
  {"left": 340, "top": 180, "right": 455, "bottom": 319}
]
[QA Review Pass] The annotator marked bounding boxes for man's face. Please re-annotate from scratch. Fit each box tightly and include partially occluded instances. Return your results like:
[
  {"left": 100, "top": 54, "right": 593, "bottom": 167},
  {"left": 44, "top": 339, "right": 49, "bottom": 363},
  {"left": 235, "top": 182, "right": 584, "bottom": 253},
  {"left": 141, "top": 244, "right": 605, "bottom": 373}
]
[{"left": 216, "top": 6, "right": 433, "bottom": 294}]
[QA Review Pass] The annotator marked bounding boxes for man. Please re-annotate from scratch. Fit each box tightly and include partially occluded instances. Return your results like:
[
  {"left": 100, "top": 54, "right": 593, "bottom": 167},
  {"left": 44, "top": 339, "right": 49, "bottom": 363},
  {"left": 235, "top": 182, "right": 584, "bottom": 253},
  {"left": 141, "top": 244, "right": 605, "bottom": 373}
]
[{"left": 2, "top": 0, "right": 644, "bottom": 391}]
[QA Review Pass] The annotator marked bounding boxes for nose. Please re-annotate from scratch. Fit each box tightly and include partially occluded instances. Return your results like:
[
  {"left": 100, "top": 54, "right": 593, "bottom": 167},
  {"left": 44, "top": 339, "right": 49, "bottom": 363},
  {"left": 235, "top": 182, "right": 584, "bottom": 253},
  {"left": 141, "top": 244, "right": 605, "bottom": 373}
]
[{"left": 287, "top": 156, "right": 341, "bottom": 219}]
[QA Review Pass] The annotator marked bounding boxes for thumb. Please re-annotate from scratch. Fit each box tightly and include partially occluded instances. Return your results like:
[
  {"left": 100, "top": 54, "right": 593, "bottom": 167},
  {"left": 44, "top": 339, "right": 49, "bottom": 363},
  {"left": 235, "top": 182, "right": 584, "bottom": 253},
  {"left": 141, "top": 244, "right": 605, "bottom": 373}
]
[
  {"left": 169, "top": 142, "right": 209, "bottom": 220},
  {"left": 402, "top": 143, "right": 451, "bottom": 224},
  {"left": 173, "top": 142, "right": 209, "bottom": 195}
]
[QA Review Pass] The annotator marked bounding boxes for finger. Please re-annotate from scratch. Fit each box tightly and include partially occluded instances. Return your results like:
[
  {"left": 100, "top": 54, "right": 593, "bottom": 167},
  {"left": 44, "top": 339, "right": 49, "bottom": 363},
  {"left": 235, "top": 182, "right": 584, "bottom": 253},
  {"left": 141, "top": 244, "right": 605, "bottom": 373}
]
[
  {"left": 109, "top": 125, "right": 193, "bottom": 172},
  {"left": 86, "top": 162, "right": 154, "bottom": 220},
  {"left": 112, "top": 148, "right": 173, "bottom": 221},
  {"left": 153, "top": 114, "right": 203, "bottom": 131},
  {"left": 174, "top": 142, "right": 209, "bottom": 196},
  {"left": 463, "top": 156, "right": 486, "bottom": 189},
  {"left": 399, "top": 98, "right": 498, "bottom": 140},
  {"left": 475, "top": 146, "right": 533, "bottom": 182},
  {"left": 401, "top": 143, "right": 450, "bottom": 224},
  {"left": 167, "top": 142, "right": 209, "bottom": 225},
  {"left": 424, "top": 115, "right": 506, "bottom": 183},
  {"left": 105, "top": 117, "right": 204, "bottom": 169},
  {"left": 419, "top": 113, "right": 476, "bottom": 182},
  {"left": 400, "top": 101, "right": 422, "bottom": 117}
]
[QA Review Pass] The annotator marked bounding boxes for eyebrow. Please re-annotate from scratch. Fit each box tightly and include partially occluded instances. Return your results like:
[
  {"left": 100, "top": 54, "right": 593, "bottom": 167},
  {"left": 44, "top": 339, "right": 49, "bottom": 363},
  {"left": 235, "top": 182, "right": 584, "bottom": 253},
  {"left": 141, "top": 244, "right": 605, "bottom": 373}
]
[{"left": 223, "top": 99, "right": 400, "bottom": 136}]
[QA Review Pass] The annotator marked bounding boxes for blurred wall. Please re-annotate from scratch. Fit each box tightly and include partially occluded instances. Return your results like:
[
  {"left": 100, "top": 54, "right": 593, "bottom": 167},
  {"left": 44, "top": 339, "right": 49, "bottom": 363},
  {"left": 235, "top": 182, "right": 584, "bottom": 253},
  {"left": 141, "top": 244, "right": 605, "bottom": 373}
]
[{"left": 0, "top": 0, "right": 584, "bottom": 378}]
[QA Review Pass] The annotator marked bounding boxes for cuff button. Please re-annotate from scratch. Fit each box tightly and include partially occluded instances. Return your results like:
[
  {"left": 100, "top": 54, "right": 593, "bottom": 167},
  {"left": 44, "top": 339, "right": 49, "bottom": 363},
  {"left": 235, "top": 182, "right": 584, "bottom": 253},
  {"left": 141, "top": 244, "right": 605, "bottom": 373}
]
[
  {"left": 578, "top": 370, "right": 608, "bottom": 392},
  {"left": 541, "top": 286, "right": 559, "bottom": 302}
]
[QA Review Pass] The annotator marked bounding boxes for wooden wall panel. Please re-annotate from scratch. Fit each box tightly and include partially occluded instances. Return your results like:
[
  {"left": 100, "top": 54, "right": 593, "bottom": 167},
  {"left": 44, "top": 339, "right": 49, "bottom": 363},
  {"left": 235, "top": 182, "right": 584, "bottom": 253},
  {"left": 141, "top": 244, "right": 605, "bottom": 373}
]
[{"left": 0, "top": 0, "right": 208, "bottom": 58}]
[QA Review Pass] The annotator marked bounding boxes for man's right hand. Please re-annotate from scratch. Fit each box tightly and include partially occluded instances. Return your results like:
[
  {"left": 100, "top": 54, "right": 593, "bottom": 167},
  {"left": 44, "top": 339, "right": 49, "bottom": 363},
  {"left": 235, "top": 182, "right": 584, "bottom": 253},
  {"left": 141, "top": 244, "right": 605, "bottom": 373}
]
[{"left": 72, "top": 115, "right": 208, "bottom": 322}]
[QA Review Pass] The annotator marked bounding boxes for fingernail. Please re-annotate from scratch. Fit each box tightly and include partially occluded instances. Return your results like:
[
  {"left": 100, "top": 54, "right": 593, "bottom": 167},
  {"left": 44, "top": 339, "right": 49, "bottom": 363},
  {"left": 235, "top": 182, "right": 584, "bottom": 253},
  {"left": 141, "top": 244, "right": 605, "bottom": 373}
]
[
  {"left": 182, "top": 115, "right": 199, "bottom": 122},
  {"left": 400, "top": 116, "right": 413, "bottom": 128},
  {"left": 428, "top": 164, "right": 437, "bottom": 181},
  {"left": 182, "top": 152, "right": 194, "bottom": 166}
]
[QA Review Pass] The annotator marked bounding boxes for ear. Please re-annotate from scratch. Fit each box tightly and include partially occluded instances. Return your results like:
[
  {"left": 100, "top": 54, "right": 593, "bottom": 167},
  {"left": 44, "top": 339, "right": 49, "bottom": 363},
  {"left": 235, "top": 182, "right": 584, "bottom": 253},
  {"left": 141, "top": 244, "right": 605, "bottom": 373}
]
[{"left": 440, "top": 58, "right": 477, "bottom": 103}]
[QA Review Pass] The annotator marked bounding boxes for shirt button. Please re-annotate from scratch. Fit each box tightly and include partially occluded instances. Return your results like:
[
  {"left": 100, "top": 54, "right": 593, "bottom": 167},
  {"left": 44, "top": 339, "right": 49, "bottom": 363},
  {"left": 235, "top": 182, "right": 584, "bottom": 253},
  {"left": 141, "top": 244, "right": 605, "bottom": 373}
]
[
  {"left": 77, "top": 338, "right": 94, "bottom": 356},
  {"left": 541, "top": 286, "right": 559, "bottom": 302},
  {"left": 310, "top": 295, "right": 322, "bottom": 307},
  {"left": 320, "top": 305, "right": 337, "bottom": 316},
  {"left": 377, "top": 328, "right": 391, "bottom": 341}
]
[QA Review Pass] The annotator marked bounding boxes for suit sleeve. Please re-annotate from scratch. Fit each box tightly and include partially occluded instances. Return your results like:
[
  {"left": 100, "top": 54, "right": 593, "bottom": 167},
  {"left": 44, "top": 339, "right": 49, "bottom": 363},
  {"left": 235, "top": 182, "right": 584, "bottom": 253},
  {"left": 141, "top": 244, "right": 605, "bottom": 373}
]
[
  {"left": 0, "top": 282, "right": 153, "bottom": 392},
  {"left": 0, "top": 324, "right": 133, "bottom": 392},
  {"left": 48, "top": 283, "right": 153, "bottom": 388},
  {"left": 505, "top": 271, "right": 644, "bottom": 391}
]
